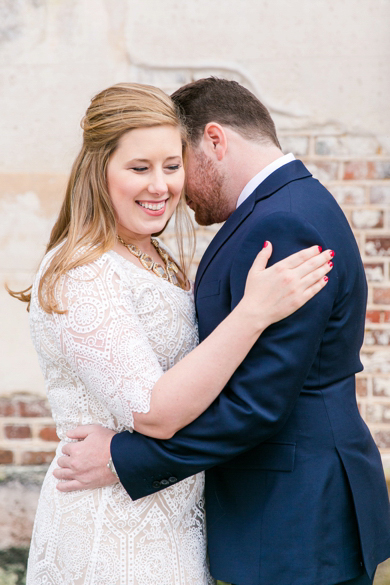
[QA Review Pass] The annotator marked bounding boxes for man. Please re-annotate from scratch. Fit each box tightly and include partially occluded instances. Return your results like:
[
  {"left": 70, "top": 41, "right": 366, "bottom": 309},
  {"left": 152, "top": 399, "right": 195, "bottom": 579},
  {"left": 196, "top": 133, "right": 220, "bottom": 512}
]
[{"left": 55, "top": 78, "right": 390, "bottom": 585}]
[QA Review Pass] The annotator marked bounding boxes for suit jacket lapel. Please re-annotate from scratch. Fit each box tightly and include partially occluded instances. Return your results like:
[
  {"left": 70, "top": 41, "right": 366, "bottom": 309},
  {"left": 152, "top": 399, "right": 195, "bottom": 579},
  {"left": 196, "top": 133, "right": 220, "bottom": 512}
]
[
  {"left": 194, "top": 161, "right": 312, "bottom": 297},
  {"left": 194, "top": 194, "right": 255, "bottom": 294}
]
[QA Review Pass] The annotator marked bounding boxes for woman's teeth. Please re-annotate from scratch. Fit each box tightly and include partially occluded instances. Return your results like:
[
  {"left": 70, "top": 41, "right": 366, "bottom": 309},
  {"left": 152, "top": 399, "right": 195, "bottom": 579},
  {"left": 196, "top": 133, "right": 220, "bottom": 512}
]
[{"left": 138, "top": 201, "right": 165, "bottom": 211}]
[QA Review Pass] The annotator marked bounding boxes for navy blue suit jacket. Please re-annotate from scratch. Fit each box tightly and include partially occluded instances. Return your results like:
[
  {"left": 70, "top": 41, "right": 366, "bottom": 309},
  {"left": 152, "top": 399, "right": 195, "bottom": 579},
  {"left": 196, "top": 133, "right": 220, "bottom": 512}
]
[{"left": 111, "top": 161, "right": 390, "bottom": 585}]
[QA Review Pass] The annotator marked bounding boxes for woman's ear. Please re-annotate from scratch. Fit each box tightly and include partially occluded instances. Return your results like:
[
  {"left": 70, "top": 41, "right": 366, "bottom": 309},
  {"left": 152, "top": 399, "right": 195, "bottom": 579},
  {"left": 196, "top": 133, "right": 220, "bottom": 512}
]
[{"left": 202, "top": 123, "right": 228, "bottom": 161}]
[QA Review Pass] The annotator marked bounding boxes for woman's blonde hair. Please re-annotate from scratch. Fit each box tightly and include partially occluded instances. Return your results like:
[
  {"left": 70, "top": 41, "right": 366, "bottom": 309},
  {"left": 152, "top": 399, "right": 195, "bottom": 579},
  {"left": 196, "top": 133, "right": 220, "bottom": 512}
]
[{"left": 9, "top": 82, "right": 195, "bottom": 313}]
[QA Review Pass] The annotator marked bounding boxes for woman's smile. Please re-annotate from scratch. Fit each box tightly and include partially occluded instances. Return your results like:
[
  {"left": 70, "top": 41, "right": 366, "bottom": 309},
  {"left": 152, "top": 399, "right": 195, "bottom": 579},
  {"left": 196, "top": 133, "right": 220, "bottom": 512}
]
[{"left": 136, "top": 198, "right": 168, "bottom": 214}]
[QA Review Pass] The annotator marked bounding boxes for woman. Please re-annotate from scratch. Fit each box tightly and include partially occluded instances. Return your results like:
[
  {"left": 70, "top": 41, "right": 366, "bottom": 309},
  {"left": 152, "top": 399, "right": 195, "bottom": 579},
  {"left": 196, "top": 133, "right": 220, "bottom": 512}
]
[{"left": 11, "top": 83, "right": 332, "bottom": 585}]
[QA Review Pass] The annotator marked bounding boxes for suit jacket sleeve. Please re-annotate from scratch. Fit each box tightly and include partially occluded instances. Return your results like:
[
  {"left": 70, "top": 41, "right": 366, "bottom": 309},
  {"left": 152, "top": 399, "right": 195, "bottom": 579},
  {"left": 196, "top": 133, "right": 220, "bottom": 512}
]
[{"left": 111, "top": 211, "right": 338, "bottom": 500}]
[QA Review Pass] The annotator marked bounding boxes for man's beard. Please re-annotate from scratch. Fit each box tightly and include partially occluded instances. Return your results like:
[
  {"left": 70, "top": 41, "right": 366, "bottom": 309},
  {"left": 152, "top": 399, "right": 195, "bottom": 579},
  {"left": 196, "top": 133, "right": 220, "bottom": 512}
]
[{"left": 186, "top": 151, "right": 232, "bottom": 226}]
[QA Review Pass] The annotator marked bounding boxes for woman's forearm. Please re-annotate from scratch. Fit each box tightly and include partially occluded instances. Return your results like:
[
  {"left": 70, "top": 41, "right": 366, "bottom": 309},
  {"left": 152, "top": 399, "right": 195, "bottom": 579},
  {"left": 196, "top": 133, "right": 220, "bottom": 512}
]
[
  {"left": 133, "top": 244, "right": 332, "bottom": 439},
  {"left": 133, "top": 299, "right": 264, "bottom": 439}
]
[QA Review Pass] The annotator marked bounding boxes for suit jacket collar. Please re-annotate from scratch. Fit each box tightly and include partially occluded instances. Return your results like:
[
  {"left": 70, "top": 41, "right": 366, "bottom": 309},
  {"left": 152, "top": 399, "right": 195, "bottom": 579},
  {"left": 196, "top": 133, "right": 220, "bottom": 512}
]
[{"left": 194, "top": 160, "right": 312, "bottom": 297}]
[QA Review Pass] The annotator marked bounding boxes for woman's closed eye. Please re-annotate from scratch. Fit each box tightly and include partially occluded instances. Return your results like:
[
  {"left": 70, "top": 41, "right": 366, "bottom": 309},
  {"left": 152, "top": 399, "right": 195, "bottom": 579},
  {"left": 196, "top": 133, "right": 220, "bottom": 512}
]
[
  {"left": 129, "top": 164, "right": 181, "bottom": 173},
  {"left": 130, "top": 166, "right": 149, "bottom": 172},
  {"left": 165, "top": 164, "right": 182, "bottom": 172}
]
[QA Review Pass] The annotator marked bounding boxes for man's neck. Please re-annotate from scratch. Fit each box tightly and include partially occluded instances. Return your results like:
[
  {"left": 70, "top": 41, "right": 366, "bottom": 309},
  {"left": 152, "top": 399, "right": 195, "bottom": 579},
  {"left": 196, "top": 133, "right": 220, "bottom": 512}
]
[
  {"left": 218, "top": 128, "right": 284, "bottom": 207},
  {"left": 223, "top": 143, "right": 285, "bottom": 211},
  {"left": 237, "top": 149, "right": 285, "bottom": 195},
  {"left": 235, "top": 153, "right": 295, "bottom": 209}
]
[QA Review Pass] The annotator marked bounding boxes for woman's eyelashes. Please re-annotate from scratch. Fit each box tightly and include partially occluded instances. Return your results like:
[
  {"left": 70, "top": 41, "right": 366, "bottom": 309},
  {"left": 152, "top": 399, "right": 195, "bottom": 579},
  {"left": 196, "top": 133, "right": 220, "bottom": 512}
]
[{"left": 129, "top": 164, "right": 182, "bottom": 173}]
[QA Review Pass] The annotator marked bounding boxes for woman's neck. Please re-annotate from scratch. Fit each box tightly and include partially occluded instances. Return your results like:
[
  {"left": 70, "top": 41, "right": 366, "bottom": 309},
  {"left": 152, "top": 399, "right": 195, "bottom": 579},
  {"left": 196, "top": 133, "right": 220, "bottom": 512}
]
[{"left": 116, "top": 229, "right": 154, "bottom": 255}]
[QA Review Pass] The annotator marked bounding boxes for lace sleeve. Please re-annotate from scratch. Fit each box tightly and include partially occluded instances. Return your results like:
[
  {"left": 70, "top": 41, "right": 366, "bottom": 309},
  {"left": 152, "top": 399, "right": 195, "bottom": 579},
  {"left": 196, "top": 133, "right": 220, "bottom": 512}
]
[{"left": 53, "top": 254, "right": 164, "bottom": 429}]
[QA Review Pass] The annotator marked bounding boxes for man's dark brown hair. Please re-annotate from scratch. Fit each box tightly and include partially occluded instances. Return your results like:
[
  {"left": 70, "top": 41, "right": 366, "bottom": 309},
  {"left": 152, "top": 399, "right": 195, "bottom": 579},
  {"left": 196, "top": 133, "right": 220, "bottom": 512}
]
[{"left": 171, "top": 77, "right": 281, "bottom": 148}]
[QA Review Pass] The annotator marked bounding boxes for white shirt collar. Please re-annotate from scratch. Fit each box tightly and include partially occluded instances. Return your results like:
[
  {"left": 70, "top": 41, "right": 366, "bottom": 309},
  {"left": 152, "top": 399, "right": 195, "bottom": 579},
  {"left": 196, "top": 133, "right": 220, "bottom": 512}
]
[{"left": 236, "top": 153, "right": 296, "bottom": 209}]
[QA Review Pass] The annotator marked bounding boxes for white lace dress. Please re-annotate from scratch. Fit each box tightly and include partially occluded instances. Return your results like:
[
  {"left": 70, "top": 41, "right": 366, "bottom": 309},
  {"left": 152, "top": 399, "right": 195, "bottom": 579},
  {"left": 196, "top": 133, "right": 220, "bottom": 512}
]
[{"left": 26, "top": 245, "right": 215, "bottom": 585}]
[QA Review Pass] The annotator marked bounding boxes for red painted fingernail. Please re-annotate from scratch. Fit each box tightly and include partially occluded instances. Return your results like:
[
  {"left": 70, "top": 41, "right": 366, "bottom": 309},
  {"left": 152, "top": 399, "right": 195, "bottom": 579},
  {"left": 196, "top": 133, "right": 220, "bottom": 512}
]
[
  {"left": 328, "top": 261, "right": 333, "bottom": 267},
  {"left": 318, "top": 246, "right": 322, "bottom": 253},
  {"left": 263, "top": 241, "right": 269, "bottom": 248},
  {"left": 330, "top": 250, "right": 335, "bottom": 258},
  {"left": 324, "top": 276, "right": 329, "bottom": 282}
]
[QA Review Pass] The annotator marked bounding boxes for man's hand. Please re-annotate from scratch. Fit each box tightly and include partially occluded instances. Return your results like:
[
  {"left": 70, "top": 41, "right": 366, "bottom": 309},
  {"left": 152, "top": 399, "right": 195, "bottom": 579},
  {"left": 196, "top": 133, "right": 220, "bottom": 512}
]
[{"left": 53, "top": 425, "right": 118, "bottom": 492}]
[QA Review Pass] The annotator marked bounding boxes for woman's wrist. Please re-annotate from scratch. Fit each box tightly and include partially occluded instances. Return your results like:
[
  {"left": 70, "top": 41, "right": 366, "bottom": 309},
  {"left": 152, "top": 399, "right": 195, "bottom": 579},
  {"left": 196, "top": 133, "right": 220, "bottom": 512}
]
[{"left": 234, "top": 298, "right": 267, "bottom": 337}]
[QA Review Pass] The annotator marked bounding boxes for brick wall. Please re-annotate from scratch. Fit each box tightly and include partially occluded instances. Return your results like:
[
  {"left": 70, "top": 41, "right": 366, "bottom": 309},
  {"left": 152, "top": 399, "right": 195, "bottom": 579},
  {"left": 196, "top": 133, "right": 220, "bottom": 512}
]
[
  {"left": 0, "top": 394, "right": 58, "bottom": 466},
  {"left": 1, "top": 131, "right": 390, "bottom": 472}
]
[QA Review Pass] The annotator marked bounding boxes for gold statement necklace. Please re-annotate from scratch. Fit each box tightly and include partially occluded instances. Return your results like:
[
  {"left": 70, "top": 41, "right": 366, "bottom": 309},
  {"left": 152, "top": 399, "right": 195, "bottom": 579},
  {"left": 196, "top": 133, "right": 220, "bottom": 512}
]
[{"left": 117, "top": 235, "right": 184, "bottom": 289}]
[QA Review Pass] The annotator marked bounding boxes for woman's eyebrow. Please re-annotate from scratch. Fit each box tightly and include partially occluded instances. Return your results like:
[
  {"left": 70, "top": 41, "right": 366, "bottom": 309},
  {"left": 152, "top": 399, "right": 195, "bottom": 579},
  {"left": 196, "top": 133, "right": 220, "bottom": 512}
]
[
  {"left": 125, "top": 155, "right": 182, "bottom": 164},
  {"left": 126, "top": 158, "right": 149, "bottom": 163}
]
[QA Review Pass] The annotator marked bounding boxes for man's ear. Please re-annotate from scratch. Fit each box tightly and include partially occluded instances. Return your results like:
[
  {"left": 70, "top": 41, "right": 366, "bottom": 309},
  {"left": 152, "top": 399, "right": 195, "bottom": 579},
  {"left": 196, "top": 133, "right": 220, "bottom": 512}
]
[{"left": 202, "top": 123, "right": 227, "bottom": 161}]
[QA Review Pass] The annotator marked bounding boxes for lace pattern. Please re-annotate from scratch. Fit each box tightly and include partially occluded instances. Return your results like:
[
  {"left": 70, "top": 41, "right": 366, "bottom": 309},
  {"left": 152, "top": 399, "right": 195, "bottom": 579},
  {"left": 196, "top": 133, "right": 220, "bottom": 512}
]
[{"left": 26, "top": 246, "right": 214, "bottom": 585}]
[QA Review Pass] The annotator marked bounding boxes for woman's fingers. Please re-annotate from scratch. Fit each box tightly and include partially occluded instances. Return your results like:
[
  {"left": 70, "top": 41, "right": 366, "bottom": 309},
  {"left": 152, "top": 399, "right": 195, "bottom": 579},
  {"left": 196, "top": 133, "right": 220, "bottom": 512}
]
[
  {"left": 295, "top": 249, "right": 334, "bottom": 279},
  {"left": 251, "top": 241, "right": 273, "bottom": 272},
  {"left": 275, "top": 245, "right": 323, "bottom": 270},
  {"left": 243, "top": 242, "right": 334, "bottom": 327},
  {"left": 269, "top": 245, "right": 334, "bottom": 282},
  {"left": 278, "top": 263, "right": 331, "bottom": 318},
  {"left": 286, "top": 258, "right": 333, "bottom": 314},
  {"left": 300, "top": 258, "right": 333, "bottom": 290},
  {"left": 255, "top": 244, "right": 334, "bottom": 278},
  {"left": 301, "top": 271, "right": 330, "bottom": 303}
]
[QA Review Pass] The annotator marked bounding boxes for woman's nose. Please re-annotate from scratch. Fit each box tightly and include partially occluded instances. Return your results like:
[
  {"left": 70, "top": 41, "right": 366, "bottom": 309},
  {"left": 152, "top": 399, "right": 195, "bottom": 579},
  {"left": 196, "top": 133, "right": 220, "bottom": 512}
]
[{"left": 147, "top": 171, "right": 168, "bottom": 196}]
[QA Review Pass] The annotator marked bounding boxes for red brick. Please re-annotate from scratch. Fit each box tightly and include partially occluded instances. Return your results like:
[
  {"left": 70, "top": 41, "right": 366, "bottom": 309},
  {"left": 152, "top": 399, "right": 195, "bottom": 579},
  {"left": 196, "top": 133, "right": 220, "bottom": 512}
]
[
  {"left": 38, "top": 426, "right": 59, "bottom": 442},
  {"left": 367, "top": 403, "right": 390, "bottom": 423},
  {"left": 366, "top": 310, "right": 381, "bottom": 323},
  {"left": 356, "top": 378, "right": 368, "bottom": 396},
  {"left": 19, "top": 398, "right": 51, "bottom": 417},
  {"left": 281, "top": 135, "right": 309, "bottom": 156},
  {"left": 374, "top": 431, "right": 390, "bottom": 449},
  {"left": 373, "top": 288, "right": 390, "bottom": 305},
  {"left": 21, "top": 450, "right": 56, "bottom": 465},
  {"left": 0, "top": 398, "right": 15, "bottom": 417},
  {"left": 373, "top": 378, "right": 390, "bottom": 397},
  {"left": 364, "top": 264, "right": 384, "bottom": 282},
  {"left": 344, "top": 161, "right": 390, "bottom": 180},
  {"left": 0, "top": 394, "right": 51, "bottom": 418},
  {"left": 365, "top": 329, "right": 390, "bottom": 346},
  {"left": 331, "top": 185, "right": 366, "bottom": 206},
  {"left": 365, "top": 237, "right": 390, "bottom": 257},
  {"left": 4, "top": 425, "right": 32, "bottom": 439},
  {"left": 305, "top": 161, "right": 339, "bottom": 182},
  {"left": 0, "top": 449, "right": 13, "bottom": 464},
  {"left": 384, "top": 311, "right": 390, "bottom": 323},
  {"left": 315, "top": 136, "right": 379, "bottom": 157},
  {"left": 351, "top": 209, "right": 383, "bottom": 229},
  {"left": 370, "top": 186, "right": 390, "bottom": 204},
  {"left": 361, "top": 350, "right": 390, "bottom": 374}
]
